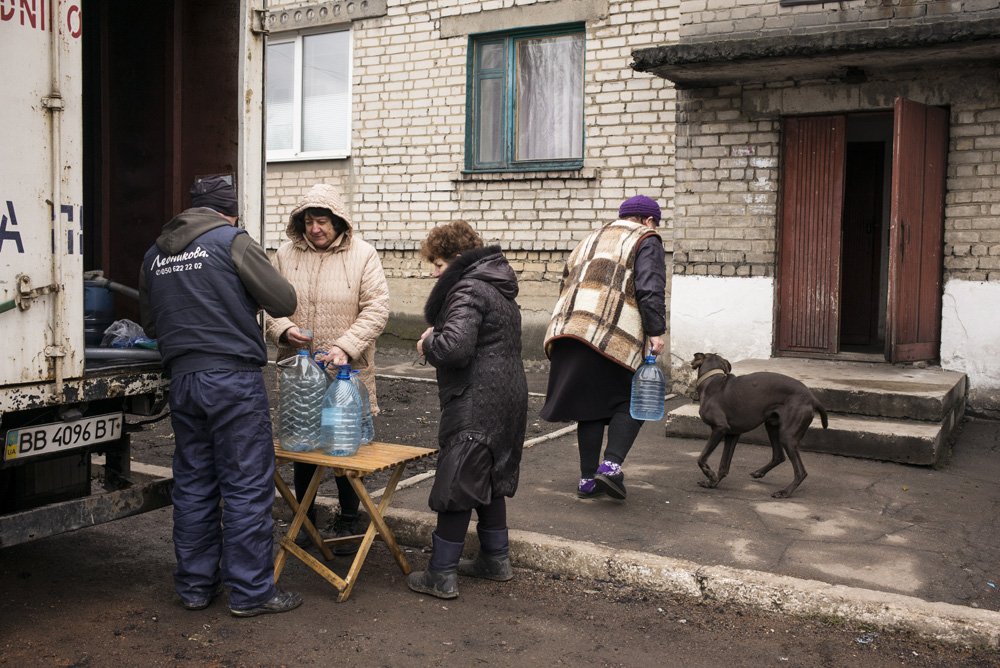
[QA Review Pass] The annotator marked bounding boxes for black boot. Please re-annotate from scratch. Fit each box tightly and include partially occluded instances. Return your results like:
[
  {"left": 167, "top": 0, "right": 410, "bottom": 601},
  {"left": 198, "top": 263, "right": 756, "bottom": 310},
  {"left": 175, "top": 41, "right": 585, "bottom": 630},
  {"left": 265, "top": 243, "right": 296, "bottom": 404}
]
[
  {"left": 293, "top": 507, "right": 318, "bottom": 548},
  {"left": 458, "top": 527, "right": 513, "bottom": 582},
  {"left": 332, "top": 513, "right": 361, "bottom": 556},
  {"left": 407, "top": 532, "right": 464, "bottom": 599}
]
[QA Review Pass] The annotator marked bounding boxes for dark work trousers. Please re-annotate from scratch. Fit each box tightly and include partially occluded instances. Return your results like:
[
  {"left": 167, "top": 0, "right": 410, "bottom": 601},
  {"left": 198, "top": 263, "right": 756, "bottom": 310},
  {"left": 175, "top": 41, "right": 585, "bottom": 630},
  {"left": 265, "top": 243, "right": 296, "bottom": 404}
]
[
  {"left": 169, "top": 369, "right": 277, "bottom": 610},
  {"left": 293, "top": 463, "right": 361, "bottom": 518},
  {"left": 435, "top": 496, "right": 507, "bottom": 543},
  {"left": 577, "top": 412, "right": 644, "bottom": 479}
]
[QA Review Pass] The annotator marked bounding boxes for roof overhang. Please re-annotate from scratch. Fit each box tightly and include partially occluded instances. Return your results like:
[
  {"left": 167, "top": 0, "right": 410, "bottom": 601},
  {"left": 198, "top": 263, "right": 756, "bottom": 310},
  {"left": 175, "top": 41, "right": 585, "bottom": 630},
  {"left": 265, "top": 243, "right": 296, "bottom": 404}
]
[{"left": 631, "top": 18, "right": 1000, "bottom": 88}]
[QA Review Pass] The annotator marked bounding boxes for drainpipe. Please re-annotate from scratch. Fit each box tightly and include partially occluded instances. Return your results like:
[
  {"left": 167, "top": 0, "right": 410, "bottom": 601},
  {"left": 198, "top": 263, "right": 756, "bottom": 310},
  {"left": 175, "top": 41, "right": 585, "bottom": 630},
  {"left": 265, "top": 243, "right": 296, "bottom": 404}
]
[{"left": 44, "top": 12, "right": 67, "bottom": 403}]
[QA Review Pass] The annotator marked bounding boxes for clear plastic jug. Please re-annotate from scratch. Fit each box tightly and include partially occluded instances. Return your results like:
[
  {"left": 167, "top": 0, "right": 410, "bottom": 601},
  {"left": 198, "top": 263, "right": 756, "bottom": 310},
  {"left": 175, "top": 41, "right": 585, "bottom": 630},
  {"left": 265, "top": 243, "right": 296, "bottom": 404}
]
[
  {"left": 278, "top": 350, "right": 327, "bottom": 452},
  {"left": 320, "top": 364, "right": 363, "bottom": 456},
  {"left": 630, "top": 353, "right": 666, "bottom": 421},
  {"left": 350, "top": 370, "right": 375, "bottom": 445}
]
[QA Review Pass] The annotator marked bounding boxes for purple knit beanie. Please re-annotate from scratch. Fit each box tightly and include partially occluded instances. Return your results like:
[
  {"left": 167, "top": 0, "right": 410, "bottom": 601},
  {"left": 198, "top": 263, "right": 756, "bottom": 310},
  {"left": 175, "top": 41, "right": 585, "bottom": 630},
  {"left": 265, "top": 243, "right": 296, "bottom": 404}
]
[{"left": 618, "top": 195, "right": 661, "bottom": 223}]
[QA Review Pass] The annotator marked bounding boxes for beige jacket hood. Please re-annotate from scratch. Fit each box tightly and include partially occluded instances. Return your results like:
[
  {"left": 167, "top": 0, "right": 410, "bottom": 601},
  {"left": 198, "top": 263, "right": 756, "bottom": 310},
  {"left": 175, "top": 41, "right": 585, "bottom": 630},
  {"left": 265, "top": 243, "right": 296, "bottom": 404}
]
[{"left": 287, "top": 183, "right": 355, "bottom": 254}]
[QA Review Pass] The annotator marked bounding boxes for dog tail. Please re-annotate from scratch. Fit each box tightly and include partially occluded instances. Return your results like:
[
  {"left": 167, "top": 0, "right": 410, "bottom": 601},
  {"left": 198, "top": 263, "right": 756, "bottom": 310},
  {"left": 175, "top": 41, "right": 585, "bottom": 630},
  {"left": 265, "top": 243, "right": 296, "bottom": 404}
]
[{"left": 816, "top": 402, "right": 829, "bottom": 429}]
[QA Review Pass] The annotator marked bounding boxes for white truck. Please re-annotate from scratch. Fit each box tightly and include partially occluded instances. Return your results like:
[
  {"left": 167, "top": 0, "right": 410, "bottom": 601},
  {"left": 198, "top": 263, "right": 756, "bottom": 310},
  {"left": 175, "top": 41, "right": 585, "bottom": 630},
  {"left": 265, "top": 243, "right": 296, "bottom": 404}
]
[{"left": 1, "top": 0, "right": 267, "bottom": 546}]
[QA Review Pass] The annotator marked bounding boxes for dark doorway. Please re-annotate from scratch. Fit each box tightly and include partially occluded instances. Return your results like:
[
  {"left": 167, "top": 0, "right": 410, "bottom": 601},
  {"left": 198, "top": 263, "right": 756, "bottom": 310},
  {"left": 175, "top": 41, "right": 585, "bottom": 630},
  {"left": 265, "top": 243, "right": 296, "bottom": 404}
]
[{"left": 839, "top": 115, "right": 892, "bottom": 353}]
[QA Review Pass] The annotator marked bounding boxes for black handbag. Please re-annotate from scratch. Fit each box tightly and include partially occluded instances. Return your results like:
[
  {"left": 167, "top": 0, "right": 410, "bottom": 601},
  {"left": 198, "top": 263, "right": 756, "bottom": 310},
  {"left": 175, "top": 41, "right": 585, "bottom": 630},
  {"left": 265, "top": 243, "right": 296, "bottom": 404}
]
[{"left": 428, "top": 431, "right": 493, "bottom": 513}]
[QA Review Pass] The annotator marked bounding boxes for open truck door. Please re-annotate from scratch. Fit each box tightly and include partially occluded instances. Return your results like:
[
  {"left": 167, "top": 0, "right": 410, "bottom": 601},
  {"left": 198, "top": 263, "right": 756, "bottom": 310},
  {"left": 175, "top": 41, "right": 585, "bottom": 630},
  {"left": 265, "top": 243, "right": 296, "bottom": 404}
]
[{"left": 1, "top": 0, "right": 266, "bottom": 546}]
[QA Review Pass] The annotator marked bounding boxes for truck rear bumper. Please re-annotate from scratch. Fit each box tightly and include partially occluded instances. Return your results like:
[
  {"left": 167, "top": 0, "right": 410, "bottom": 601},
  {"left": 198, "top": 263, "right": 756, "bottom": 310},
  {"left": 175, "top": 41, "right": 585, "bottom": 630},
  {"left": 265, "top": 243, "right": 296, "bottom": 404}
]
[{"left": 0, "top": 475, "right": 173, "bottom": 548}]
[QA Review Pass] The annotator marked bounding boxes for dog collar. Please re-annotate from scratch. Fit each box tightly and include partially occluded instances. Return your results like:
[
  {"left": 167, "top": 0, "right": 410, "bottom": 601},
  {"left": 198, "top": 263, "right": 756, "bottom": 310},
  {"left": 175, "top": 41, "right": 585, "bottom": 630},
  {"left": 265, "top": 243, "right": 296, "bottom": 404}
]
[{"left": 697, "top": 368, "right": 727, "bottom": 387}]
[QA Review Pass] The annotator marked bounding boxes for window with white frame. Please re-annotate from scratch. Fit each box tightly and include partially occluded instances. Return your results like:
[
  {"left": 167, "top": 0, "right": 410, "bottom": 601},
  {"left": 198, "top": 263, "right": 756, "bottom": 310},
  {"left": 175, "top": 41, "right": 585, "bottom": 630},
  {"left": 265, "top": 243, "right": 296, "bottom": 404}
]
[
  {"left": 266, "top": 29, "right": 352, "bottom": 161},
  {"left": 467, "top": 25, "right": 585, "bottom": 172}
]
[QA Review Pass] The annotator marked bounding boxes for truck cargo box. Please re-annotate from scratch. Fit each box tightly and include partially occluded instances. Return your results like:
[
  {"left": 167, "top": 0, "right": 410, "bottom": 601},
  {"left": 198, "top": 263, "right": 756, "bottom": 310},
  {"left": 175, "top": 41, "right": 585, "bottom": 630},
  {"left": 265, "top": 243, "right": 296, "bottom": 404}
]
[{"left": 1, "top": 0, "right": 265, "bottom": 544}]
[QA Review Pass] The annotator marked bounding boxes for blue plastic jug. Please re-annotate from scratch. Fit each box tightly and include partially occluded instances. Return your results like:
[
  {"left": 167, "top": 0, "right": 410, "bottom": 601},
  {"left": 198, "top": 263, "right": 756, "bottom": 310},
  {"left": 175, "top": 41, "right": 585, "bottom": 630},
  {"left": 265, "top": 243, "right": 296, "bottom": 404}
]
[
  {"left": 278, "top": 350, "right": 327, "bottom": 452},
  {"left": 630, "top": 353, "right": 666, "bottom": 421},
  {"left": 350, "top": 370, "right": 375, "bottom": 445},
  {"left": 320, "top": 364, "right": 363, "bottom": 456}
]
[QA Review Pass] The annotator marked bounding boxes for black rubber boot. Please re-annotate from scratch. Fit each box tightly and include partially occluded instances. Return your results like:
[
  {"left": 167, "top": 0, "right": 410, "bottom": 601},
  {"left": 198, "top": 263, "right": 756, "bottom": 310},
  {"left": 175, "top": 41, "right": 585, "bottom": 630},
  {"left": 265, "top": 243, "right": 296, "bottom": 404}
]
[
  {"left": 458, "top": 527, "right": 513, "bottom": 582},
  {"left": 407, "top": 532, "right": 464, "bottom": 599},
  {"left": 293, "top": 507, "right": 318, "bottom": 548},
  {"left": 332, "top": 513, "right": 361, "bottom": 556}
]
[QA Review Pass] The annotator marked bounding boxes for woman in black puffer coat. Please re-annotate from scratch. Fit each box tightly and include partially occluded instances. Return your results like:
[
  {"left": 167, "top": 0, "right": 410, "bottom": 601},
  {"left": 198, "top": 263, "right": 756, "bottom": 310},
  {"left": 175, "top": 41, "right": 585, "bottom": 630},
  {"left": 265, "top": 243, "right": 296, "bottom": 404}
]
[{"left": 408, "top": 220, "right": 528, "bottom": 600}]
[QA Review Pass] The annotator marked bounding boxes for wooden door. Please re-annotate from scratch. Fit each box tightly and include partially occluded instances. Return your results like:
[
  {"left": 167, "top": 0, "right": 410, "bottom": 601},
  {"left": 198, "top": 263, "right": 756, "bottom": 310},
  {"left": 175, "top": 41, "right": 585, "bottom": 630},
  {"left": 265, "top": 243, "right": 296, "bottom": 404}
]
[
  {"left": 777, "top": 115, "right": 846, "bottom": 354},
  {"left": 886, "top": 99, "right": 948, "bottom": 363}
]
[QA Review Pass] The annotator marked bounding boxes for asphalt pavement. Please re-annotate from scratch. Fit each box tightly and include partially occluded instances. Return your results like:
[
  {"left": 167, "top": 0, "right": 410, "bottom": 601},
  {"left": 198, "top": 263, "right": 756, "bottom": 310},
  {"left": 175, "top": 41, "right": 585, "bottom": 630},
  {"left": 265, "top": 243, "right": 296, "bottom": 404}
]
[{"left": 369, "top": 350, "right": 1000, "bottom": 648}]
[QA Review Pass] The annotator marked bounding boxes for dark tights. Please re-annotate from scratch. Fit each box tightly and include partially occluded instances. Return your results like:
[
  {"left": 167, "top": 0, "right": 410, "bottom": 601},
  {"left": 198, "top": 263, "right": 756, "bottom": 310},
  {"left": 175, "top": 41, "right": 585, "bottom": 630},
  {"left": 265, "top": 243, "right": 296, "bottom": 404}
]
[
  {"left": 577, "top": 412, "right": 644, "bottom": 479},
  {"left": 435, "top": 497, "right": 507, "bottom": 543},
  {"left": 293, "top": 462, "right": 360, "bottom": 518}
]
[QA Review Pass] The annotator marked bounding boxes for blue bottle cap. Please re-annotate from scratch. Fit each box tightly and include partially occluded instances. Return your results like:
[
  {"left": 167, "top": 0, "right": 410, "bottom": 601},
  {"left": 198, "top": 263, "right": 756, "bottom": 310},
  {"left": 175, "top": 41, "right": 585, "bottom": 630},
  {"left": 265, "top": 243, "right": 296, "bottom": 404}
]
[
  {"left": 645, "top": 354, "right": 657, "bottom": 364},
  {"left": 335, "top": 364, "right": 352, "bottom": 379}
]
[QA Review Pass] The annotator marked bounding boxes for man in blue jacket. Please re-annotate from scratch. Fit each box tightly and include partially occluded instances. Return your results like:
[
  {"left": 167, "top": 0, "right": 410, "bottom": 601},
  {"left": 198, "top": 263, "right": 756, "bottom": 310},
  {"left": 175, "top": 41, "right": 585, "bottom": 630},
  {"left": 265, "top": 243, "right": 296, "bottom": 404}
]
[{"left": 139, "top": 176, "right": 301, "bottom": 617}]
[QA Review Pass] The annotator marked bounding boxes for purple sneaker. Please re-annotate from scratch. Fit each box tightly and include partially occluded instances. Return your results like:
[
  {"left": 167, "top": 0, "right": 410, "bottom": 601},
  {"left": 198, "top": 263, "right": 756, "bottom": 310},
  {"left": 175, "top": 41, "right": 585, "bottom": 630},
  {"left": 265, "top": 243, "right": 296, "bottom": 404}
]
[
  {"left": 577, "top": 478, "right": 604, "bottom": 499},
  {"left": 594, "top": 460, "right": 626, "bottom": 500}
]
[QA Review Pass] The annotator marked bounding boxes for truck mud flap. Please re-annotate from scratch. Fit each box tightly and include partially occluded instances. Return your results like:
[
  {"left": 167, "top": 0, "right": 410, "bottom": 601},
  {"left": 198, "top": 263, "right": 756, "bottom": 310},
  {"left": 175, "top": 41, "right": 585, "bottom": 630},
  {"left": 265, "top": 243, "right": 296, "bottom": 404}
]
[{"left": 0, "top": 477, "right": 173, "bottom": 548}]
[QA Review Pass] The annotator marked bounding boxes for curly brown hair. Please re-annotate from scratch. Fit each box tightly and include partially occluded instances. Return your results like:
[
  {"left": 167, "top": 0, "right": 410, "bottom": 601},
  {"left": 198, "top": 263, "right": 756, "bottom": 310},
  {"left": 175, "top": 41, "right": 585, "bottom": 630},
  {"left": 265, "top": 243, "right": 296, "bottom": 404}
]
[{"left": 419, "top": 220, "right": 483, "bottom": 262}]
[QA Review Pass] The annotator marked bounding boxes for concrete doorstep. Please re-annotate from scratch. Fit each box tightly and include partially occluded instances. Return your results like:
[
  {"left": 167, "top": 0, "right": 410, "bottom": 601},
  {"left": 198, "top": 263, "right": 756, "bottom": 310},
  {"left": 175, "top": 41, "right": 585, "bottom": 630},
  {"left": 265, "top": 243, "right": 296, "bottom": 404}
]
[{"left": 380, "top": 506, "right": 1000, "bottom": 650}]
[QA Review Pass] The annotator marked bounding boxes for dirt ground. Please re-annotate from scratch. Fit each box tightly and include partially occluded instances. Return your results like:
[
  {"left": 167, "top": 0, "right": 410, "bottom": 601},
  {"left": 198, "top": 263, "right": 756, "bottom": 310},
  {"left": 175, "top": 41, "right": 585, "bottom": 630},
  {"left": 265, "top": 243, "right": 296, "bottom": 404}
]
[
  {"left": 2, "top": 507, "right": 997, "bottom": 668},
  {"left": 4, "top": 351, "right": 996, "bottom": 666}
]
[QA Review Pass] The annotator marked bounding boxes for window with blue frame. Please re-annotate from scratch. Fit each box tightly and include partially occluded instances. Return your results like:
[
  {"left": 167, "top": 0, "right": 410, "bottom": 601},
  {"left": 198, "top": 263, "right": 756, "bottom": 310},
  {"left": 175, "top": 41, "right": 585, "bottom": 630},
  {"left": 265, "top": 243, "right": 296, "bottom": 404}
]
[{"left": 467, "top": 25, "right": 585, "bottom": 172}]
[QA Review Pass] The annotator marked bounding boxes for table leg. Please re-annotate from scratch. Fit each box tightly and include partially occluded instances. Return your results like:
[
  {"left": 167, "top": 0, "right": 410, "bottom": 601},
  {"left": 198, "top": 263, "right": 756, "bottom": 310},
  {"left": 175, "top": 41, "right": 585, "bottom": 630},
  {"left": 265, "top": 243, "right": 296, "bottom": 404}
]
[
  {"left": 337, "top": 463, "right": 412, "bottom": 602},
  {"left": 274, "top": 464, "right": 332, "bottom": 582},
  {"left": 369, "top": 462, "right": 412, "bottom": 573}
]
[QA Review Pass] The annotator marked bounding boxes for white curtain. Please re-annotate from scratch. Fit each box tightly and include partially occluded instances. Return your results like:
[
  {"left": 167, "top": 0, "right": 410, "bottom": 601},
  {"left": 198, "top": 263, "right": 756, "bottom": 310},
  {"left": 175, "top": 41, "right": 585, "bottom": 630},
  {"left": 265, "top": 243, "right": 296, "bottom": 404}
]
[{"left": 515, "top": 34, "right": 584, "bottom": 161}]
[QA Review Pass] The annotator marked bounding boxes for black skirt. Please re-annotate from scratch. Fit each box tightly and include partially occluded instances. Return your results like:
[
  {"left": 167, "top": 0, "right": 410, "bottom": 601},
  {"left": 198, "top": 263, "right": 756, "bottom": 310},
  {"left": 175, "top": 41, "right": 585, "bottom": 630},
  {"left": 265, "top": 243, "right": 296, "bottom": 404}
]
[{"left": 540, "top": 338, "right": 634, "bottom": 422}]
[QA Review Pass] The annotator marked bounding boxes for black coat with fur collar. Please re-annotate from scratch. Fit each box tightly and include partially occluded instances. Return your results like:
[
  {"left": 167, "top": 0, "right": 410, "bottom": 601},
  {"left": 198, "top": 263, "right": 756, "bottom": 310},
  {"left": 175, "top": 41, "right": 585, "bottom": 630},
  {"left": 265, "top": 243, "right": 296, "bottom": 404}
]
[{"left": 422, "top": 246, "right": 528, "bottom": 508}]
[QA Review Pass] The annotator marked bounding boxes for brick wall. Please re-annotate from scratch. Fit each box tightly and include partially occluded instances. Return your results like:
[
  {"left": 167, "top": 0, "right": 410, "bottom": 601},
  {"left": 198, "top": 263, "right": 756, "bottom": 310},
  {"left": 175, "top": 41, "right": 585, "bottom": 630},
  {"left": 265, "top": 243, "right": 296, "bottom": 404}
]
[
  {"left": 671, "top": 71, "right": 1000, "bottom": 282},
  {"left": 945, "top": 106, "right": 1000, "bottom": 281},
  {"left": 265, "top": 0, "right": 680, "bottom": 287},
  {"left": 379, "top": 247, "right": 567, "bottom": 282},
  {"left": 672, "top": 86, "right": 779, "bottom": 277},
  {"left": 678, "top": 0, "right": 1000, "bottom": 42}
]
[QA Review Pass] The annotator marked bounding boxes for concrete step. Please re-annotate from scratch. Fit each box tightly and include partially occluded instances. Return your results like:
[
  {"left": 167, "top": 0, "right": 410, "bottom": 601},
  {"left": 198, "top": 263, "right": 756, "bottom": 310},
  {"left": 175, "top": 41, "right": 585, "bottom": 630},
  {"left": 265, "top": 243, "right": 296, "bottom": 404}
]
[
  {"left": 663, "top": 403, "right": 950, "bottom": 465},
  {"left": 724, "top": 358, "right": 966, "bottom": 423}
]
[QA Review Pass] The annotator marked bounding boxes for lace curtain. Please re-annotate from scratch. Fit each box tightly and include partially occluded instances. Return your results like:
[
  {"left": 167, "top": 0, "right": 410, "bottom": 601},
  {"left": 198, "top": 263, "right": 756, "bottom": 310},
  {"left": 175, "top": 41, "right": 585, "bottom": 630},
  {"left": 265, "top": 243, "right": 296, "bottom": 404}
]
[{"left": 515, "top": 34, "right": 584, "bottom": 161}]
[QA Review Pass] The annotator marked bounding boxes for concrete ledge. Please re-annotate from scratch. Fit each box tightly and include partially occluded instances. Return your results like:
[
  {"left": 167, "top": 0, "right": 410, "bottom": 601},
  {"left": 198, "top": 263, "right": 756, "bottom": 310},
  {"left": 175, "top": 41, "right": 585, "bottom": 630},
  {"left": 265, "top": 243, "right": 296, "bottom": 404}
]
[
  {"left": 383, "top": 507, "right": 1000, "bottom": 649},
  {"left": 664, "top": 403, "right": 946, "bottom": 465},
  {"left": 729, "top": 358, "right": 967, "bottom": 422}
]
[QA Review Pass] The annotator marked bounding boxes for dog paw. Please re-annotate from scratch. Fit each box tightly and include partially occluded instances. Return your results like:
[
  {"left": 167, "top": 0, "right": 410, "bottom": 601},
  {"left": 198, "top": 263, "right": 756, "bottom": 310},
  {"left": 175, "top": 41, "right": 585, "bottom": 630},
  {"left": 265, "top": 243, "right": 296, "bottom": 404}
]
[
  {"left": 697, "top": 479, "right": 719, "bottom": 489},
  {"left": 771, "top": 490, "right": 790, "bottom": 498},
  {"left": 749, "top": 471, "right": 765, "bottom": 479}
]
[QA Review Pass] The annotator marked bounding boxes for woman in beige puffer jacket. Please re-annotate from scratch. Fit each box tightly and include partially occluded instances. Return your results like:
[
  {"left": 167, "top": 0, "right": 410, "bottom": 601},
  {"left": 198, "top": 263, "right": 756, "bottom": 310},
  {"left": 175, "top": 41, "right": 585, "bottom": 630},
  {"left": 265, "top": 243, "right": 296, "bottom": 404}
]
[{"left": 265, "top": 183, "right": 389, "bottom": 549}]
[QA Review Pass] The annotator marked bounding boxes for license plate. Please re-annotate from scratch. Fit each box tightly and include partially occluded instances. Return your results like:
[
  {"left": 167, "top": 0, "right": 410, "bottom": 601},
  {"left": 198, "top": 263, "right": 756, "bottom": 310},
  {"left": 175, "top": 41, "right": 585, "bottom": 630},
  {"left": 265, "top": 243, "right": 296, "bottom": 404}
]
[{"left": 4, "top": 413, "right": 124, "bottom": 462}]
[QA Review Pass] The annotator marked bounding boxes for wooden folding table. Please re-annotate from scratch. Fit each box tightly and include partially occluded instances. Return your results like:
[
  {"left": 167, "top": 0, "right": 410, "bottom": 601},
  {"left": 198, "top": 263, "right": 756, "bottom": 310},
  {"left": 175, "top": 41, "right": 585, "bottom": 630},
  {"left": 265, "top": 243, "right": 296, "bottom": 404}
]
[{"left": 272, "top": 441, "right": 435, "bottom": 602}]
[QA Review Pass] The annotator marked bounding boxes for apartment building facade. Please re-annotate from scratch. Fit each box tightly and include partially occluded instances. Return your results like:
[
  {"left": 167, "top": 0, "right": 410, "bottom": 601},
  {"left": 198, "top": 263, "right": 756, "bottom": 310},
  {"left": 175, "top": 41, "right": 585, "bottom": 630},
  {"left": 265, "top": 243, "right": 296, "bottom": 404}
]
[
  {"left": 632, "top": 0, "right": 1000, "bottom": 414},
  {"left": 262, "top": 0, "right": 679, "bottom": 356}
]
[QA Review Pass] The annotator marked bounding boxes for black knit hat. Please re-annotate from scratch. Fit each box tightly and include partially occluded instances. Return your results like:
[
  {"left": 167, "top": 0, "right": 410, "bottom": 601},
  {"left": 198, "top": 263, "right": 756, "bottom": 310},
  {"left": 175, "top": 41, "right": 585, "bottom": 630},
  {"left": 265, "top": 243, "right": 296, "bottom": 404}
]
[{"left": 190, "top": 176, "right": 238, "bottom": 217}]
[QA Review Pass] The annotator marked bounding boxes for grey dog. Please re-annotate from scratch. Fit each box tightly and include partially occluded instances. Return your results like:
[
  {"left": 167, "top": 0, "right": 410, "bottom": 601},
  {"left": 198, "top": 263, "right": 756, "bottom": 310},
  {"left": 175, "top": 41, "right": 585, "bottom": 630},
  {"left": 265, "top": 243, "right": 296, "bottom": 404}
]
[{"left": 691, "top": 353, "right": 828, "bottom": 498}]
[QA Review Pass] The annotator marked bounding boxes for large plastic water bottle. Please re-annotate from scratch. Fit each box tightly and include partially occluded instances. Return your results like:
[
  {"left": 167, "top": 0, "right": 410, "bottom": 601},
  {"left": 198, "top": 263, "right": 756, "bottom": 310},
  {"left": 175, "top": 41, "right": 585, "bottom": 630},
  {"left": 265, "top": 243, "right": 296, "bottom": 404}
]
[
  {"left": 350, "top": 370, "right": 375, "bottom": 445},
  {"left": 278, "top": 350, "right": 327, "bottom": 452},
  {"left": 320, "top": 364, "right": 363, "bottom": 456},
  {"left": 630, "top": 353, "right": 667, "bottom": 421}
]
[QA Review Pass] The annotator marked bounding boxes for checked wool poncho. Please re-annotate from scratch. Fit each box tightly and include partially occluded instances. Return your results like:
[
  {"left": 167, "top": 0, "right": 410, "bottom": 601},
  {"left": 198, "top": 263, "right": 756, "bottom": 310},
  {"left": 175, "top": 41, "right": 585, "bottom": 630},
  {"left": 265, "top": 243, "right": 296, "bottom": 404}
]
[{"left": 544, "top": 220, "right": 661, "bottom": 372}]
